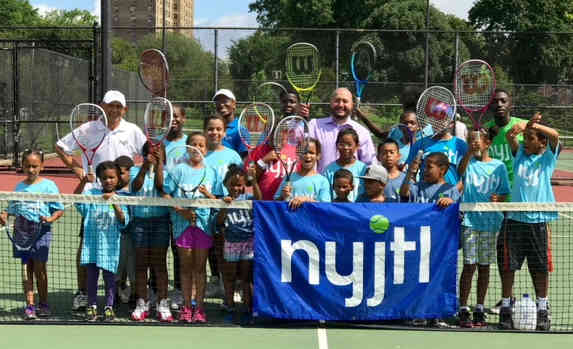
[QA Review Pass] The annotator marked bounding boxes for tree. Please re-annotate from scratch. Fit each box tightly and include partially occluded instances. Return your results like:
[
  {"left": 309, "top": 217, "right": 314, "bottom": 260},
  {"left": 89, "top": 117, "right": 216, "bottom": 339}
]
[{"left": 0, "top": 0, "right": 40, "bottom": 26}]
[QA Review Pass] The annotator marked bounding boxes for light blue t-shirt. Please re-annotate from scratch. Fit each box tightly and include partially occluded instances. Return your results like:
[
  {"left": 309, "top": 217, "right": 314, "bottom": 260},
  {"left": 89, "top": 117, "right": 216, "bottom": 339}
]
[
  {"left": 8, "top": 179, "right": 64, "bottom": 223},
  {"left": 322, "top": 160, "right": 367, "bottom": 202},
  {"left": 507, "top": 143, "right": 561, "bottom": 223},
  {"left": 462, "top": 158, "right": 510, "bottom": 232},
  {"left": 274, "top": 173, "right": 332, "bottom": 202},
  {"left": 222, "top": 193, "right": 254, "bottom": 243},
  {"left": 164, "top": 163, "right": 216, "bottom": 239},
  {"left": 388, "top": 125, "right": 434, "bottom": 165},
  {"left": 164, "top": 134, "right": 188, "bottom": 169},
  {"left": 407, "top": 181, "right": 461, "bottom": 204},
  {"left": 223, "top": 118, "right": 248, "bottom": 155},
  {"left": 385, "top": 172, "right": 406, "bottom": 203},
  {"left": 75, "top": 188, "right": 129, "bottom": 273},
  {"left": 205, "top": 147, "right": 243, "bottom": 196},
  {"left": 406, "top": 136, "right": 468, "bottom": 185},
  {"left": 129, "top": 166, "right": 169, "bottom": 218}
]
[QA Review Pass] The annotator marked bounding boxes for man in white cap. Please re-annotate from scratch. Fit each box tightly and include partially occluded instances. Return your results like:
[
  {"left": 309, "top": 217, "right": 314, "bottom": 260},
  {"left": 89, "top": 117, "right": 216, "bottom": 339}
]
[
  {"left": 54, "top": 90, "right": 147, "bottom": 311},
  {"left": 212, "top": 88, "right": 247, "bottom": 157}
]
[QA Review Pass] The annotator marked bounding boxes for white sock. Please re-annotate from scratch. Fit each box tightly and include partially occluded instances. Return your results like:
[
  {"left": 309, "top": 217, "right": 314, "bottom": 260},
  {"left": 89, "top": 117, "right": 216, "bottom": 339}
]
[
  {"left": 460, "top": 305, "right": 470, "bottom": 311},
  {"left": 537, "top": 297, "right": 548, "bottom": 310},
  {"left": 502, "top": 297, "right": 511, "bottom": 307}
]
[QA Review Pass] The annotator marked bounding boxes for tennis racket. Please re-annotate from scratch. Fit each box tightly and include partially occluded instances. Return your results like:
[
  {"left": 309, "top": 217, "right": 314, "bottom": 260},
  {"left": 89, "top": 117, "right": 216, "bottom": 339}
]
[
  {"left": 351, "top": 41, "right": 376, "bottom": 109},
  {"left": 70, "top": 103, "right": 108, "bottom": 177},
  {"left": 255, "top": 82, "right": 288, "bottom": 116},
  {"left": 273, "top": 115, "right": 309, "bottom": 186},
  {"left": 454, "top": 59, "right": 496, "bottom": 157},
  {"left": 144, "top": 96, "right": 174, "bottom": 172},
  {"left": 139, "top": 48, "right": 169, "bottom": 97},
  {"left": 166, "top": 145, "right": 208, "bottom": 199},
  {"left": 415, "top": 86, "right": 457, "bottom": 136},
  {"left": 238, "top": 103, "right": 275, "bottom": 181},
  {"left": 285, "top": 42, "right": 321, "bottom": 104}
]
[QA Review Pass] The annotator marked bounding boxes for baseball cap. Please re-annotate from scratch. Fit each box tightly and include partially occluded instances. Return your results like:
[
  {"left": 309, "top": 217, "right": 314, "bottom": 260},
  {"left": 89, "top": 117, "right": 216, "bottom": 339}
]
[
  {"left": 357, "top": 164, "right": 388, "bottom": 184},
  {"left": 102, "top": 90, "right": 127, "bottom": 107},
  {"left": 212, "top": 88, "right": 236, "bottom": 102}
]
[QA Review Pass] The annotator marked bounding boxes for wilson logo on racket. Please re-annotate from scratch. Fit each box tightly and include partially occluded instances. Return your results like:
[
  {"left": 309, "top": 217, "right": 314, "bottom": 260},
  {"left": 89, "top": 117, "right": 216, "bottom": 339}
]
[
  {"left": 461, "top": 74, "right": 491, "bottom": 95},
  {"left": 424, "top": 97, "right": 454, "bottom": 121},
  {"left": 290, "top": 56, "right": 315, "bottom": 75}
]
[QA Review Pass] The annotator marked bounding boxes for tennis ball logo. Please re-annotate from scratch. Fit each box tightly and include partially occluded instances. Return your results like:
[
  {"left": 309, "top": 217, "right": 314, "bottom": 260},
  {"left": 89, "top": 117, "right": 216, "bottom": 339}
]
[{"left": 369, "top": 215, "right": 390, "bottom": 234}]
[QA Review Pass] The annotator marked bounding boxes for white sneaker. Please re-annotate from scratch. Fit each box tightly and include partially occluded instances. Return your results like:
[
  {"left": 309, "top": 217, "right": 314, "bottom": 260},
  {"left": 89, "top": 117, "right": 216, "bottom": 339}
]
[
  {"left": 170, "top": 289, "right": 183, "bottom": 311},
  {"left": 157, "top": 298, "right": 174, "bottom": 322},
  {"left": 131, "top": 298, "right": 149, "bottom": 321},
  {"left": 205, "top": 276, "right": 224, "bottom": 299},
  {"left": 72, "top": 291, "right": 88, "bottom": 311},
  {"left": 119, "top": 286, "right": 131, "bottom": 304}
]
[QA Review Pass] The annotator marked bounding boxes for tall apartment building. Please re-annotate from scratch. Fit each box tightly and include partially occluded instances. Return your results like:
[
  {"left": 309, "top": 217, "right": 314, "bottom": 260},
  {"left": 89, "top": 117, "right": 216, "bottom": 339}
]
[{"left": 112, "top": 0, "right": 194, "bottom": 42}]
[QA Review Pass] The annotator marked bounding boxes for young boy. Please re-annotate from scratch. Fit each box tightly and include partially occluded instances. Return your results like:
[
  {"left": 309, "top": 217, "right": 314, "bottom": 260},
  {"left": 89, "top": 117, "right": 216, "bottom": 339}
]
[
  {"left": 498, "top": 113, "right": 560, "bottom": 331},
  {"left": 378, "top": 139, "right": 406, "bottom": 202},
  {"left": 332, "top": 169, "right": 354, "bottom": 203},
  {"left": 355, "top": 164, "right": 388, "bottom": 203}
]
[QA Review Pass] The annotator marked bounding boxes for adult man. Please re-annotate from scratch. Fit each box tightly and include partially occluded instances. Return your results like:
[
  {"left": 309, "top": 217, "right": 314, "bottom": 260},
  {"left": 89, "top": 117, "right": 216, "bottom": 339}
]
[
  {"left": 309, "top": 88, "right": 376, "bottom": 172},
  {"left": 55, "top": 90, "right": 147, "bottom": 311},
  {"left": 213, "top": 89, "right": 247, "bottom": 157}
]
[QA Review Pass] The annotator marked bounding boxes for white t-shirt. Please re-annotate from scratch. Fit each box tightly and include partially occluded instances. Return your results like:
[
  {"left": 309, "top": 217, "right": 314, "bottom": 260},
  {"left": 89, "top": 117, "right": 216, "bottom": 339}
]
[{"left": 57, "top": 118, "right": 147, "bottom": 171}]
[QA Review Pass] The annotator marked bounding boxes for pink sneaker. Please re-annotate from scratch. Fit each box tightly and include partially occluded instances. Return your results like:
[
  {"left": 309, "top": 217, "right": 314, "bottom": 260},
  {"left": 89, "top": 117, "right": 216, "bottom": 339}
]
[
  {"left": 192, "top": 307, "right": 207, "bottom": 323},
  {"left": 179, "top": 306, "right": 193, "bottom": 323}
]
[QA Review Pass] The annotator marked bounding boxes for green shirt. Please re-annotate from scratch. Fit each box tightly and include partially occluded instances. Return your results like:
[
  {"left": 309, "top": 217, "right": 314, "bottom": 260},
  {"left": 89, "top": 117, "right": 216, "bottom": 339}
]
[{"left": 485, "top": 117, "right": 526, "bottom": 185}]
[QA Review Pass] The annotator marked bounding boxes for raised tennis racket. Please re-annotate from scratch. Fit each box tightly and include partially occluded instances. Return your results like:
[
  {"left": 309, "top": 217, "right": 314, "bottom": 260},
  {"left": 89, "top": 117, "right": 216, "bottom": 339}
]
[
  {"left": 139, "top": 48, "right": 169, "bottom": 97},
  {"left": 415, "top": 86, "right": 456, "bottom": 136},
  {"left": 454, "top": 59, "right": 496, "bottom": 156},
  {"left": 285, "top": 42, "right": 321, "bottom": 104},
  {"left": 273, "top": 115, "right": 309, "bottom": 186},
  {"left": 70, "top": 103, "right": 108, "bottom": 176},
  {"left": 144, "top": 96, "right": 173, "bottom": 172},
  {"left": 238, "top": 103, "right": 275, "bottom": 180},
  {"left": 166, "top": 145, "right": 208, "bottom": 199},
  {"left": 351, "top": 41, "right": 376, "bottom": 109}
]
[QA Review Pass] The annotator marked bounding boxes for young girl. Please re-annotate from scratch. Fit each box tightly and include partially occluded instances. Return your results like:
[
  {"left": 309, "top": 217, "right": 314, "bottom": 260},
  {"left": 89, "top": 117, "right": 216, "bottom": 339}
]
[
  {"left": 203, "top": 115, "right": 242, "bottom": 301},
  {"left": 74, "top": 161, "right": 129, "bottom": 322},
  {"left": 216, "top": 164, "right": 262, "bottom": 324},
  {"left": 332, "top": 169, "right": 354, "bottom": 203},
  {"left": 275, "top": 138, "right": 331, "bottom": 208},
  {"left": 0, "top": 150, "right": 64, "bottom": 319},
  {"left": 457, "top": 128, "right": 510, "bottom": 328},
  {"left": 157, "top": 132, "right": 216, "bottom": 323},
  {"left": 129, "top": 143, "right": 173, "bottom": 322},
  {"left": 322, "top": 128, "right": 367, "bottom": 202}
]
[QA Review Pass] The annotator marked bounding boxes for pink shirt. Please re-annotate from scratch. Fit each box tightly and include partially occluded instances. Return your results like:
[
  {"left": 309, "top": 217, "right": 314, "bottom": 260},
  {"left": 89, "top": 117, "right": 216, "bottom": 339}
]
[{"left": 308, "top": 116, "right": 376, "bottom": 173}]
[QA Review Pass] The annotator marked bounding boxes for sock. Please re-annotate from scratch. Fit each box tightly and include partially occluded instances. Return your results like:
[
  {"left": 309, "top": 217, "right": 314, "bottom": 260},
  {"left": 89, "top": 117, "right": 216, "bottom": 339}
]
[
  {"left": 502, "top": 297, "right": 511, "bottom": 307},
  {"left": 537, "top": 297, "right": 548, "bottom": 310},
  {"left": 460, "top": 305, "right": 470, "bottom": 311},
  {"left": 476, "top": 304, "right": 484, "bottom": 312}
]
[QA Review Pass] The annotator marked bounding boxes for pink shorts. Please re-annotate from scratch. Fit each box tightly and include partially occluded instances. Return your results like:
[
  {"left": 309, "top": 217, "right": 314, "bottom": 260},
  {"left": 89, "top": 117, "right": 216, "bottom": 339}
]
[{"left": 175, "top": 226, "right": 213, "bottom": 250}]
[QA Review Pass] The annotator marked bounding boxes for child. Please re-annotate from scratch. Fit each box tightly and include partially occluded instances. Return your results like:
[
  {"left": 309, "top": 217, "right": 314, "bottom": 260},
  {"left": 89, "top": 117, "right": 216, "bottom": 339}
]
[
  {"left": 498, "top": 114, "right": 560, "bottom": 331},
  {"left": 457, "top": 128, "right": 510, "bottom": 328},
  {"left": 388, "top": 110, "right": 427, "bottom": 168},
  {"left": 332, "top": 169, "right": 354, "bottom": 203},
  {"left": 275, "top": 138, "right": 331, "bottom": 209},
  {"left": 129, "top": 143, "right": 173, "bottom": 322},
  {"left": 0, "top": 150, "right": 64, "bottom": 319},
  {"left": 322, "top": 127, "right": 367, "bottom": 202},
  {"left": 204, "top": 115, "right": 242, "bottom": 301},
  {"left": 378, "top": 139, "right": 407, "bottom": 202},
  {"left": 113, "top": 156, "right": 136, "bottom": 306},
  {"left": 157, "top": 132, "right": 216, "bottom": 323},
  {"left": 216, "top": 164, "right": 262, "bottom": 325},
  {"left": 355, "top": 164, "right": 388, "bottom": 203},
  {"left": 74, "top": 161, "right": 129, "bottom": 321}
]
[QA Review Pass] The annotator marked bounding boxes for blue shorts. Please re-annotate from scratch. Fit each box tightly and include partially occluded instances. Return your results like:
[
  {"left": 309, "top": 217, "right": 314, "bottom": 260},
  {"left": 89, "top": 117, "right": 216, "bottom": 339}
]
[
  {"left": 131, "top": 216, "right": 171, "bottom": 248},
  {"left": 12, "top": 220, "right": 52, "bottom": 263}
]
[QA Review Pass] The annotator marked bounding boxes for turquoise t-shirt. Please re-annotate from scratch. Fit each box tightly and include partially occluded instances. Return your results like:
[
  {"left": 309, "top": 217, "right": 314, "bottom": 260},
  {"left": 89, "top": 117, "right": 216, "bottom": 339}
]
[
  {"left": 388, "top": 125, "right": 434, "bottom": 165},
  {"left": 385, "top": 172, "right": 406, "bottom": 203},
  {"left": 164, "top": 134, "right": 188, "bottom": 169},
  {"left": 462, "top": 158, "right": 510, "bottom": 232},
  {"left": 205, "top": 147, "right": 243, "bottom": 196},
  {"left": 8, "top": 179, "right": 64, "bottom": 223},
  {"left": 507, "top": 143, "right": 560, "bottom": 223},
  {"left": 407, "top": 182, "right": 461, "bottom": 203},
  {"left": 274, "top": 173, "right": 332, "bottom": 202},
  {"left": 322, "top": 160, "right": 367, "bottom": 202},
  {"left": 129, "top": 166, "right": 169, "bottom": 218}
]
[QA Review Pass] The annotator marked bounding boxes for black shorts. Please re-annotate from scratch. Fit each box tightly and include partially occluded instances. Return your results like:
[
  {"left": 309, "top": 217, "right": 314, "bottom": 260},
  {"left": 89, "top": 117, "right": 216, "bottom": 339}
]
[{"left": 497, "top": 219, "right": 550, "bottom": 273}]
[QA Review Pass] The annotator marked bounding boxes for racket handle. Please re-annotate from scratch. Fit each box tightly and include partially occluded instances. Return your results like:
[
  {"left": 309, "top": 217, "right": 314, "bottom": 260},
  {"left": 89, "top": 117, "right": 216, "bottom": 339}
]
[
  {"left": 353, "top": 97, "right": 361, "bottom": 120},
  {"left": 472, "top": 130, "right": 482, "bottom": 157},
  {"left": 247, "top": 161, "right": 255, "bottom": 182}
]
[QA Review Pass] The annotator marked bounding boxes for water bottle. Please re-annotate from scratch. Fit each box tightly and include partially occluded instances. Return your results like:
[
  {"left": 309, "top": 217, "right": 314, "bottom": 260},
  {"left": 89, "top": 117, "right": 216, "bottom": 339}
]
[{"left": 513, "top": 294, "right": 537, "bottom": 330}]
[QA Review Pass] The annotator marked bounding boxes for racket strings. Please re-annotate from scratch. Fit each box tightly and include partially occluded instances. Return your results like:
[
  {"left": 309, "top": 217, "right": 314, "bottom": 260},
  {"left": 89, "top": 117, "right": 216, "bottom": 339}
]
[
  {"left": 456, "top": 63, "right": 495, "bottom": 111},
  {"left": 416, "top": 87, "right": 456, "bottom": 133},
  {"left": 353, "top": 47, "right": 374, "bottom": 81},
  {"left": 70, "top": 104, "right": 107, "bottom": 149},
  {"left": 145, "top": 98, "right": 173, "bottom": 143},
  {"left": 286, "top": 45, "right": 321, "bottom": 89}
]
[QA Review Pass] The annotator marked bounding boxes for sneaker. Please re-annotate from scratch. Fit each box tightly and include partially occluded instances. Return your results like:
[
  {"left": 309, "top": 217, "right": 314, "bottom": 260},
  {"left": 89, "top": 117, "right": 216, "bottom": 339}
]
[
  {"left": 170, "top": 289, "right": 183, "bottom": 311},
  {"left": 491, "top": 297, "right": 515, "bottom": 315},
  {"left": 428, "top": 318, "right": 450, "bottom": 328},
  {"left": 205, "top": 276, "right": 224, "bottom": 299},
  {"left": 473, "top": 310, "right": 487, "bottom": 327},
  {"left": 72, "top": 291, "right": 88, "bottom": 311},
  {"left": 119, "top": 286, "right": 131, "bottom": 304},
  {"left": 103, "top": 306, "right": 115, "bottom": 322},
  {"left": 85, "top": 305, "right": 98, "bottom": 322},
  {"left": 37, "top": 303, "right": 51, "bottom": 318},
  {"left": 131, "top": 298, "right": 149, "bottom": 321},
  {"left": 192, "top": 307, "right": 207, "bottom": 323},
  {"left": 536, "top": 309, "right": 551, "bottom": 331},
  {"left": 179, "top": 306, "right": 193, "bottom": 323},
  {"left": 409, "top": 318, "right": 427, "bottom": 327},
  {"left": 499, "top": 306, "right": 513, "bottom": 329},
  {"left": 459, "top": 308, "right": 472, "bottom": 328},
  {"left": 24, "top": 305, "right": 37, "bottom": 320},
  {"left": 157, "top": 298, "right": 174, "bottom": 322}
]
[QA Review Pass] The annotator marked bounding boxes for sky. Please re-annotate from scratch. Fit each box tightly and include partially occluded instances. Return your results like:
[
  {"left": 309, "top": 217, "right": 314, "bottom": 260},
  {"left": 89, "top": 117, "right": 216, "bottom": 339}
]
[{"left": 29, "top": 0, "right": 474, "bottom": 56}]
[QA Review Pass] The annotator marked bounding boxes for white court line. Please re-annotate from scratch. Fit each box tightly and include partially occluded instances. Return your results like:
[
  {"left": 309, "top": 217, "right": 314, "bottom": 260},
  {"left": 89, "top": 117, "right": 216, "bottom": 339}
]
[
  {"left": 559, "top": 212, "right": 573, "bottom": 220},
  {"left": 317, "top": 321, "right": 328, "bottom": 349}
]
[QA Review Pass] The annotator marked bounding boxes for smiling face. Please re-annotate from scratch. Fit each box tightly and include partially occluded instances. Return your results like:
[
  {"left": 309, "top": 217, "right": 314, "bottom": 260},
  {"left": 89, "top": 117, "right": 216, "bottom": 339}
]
[
  {"left": 102, "top": 101, "right": 127, "bottom": 123},
  {"left": 225, "top": 174, "right": 247, "bottom": 198},
  {"left": 300, "top": 141, "right": 320, "bottom": 171},
  {"left": 22, "top": 153, "right": 43, "bottom": 183},
  {"left": 170, "top": 106, "right": 186, "bottom": 134},
  {"left": 100, "top": 168, "right": 120, "bottom": 193},
  {"left": 329, "top": 88, "right": 354, "bottom": 120},
  {"left": 205, "top": 118, "right": 226, "bottom": 148},
  {"left": 214, "top": 95, "right": 236, "bottom": 120},
  {"left": 336, "top": 133, "right": 358, "bottom": 163}
]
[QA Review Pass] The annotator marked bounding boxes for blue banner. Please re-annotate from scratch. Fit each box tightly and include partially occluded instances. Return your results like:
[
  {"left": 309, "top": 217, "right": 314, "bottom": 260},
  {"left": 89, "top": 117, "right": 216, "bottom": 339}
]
[{"left": 253, "top": 202, "right": 459, "bottom": 321}]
